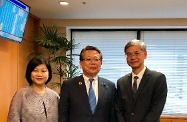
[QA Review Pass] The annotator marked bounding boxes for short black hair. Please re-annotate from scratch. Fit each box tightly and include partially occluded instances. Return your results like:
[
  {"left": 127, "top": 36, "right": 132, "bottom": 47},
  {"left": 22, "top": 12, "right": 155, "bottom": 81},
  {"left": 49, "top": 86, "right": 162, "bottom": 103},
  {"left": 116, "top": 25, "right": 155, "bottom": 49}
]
[
  {"left": 25, "top": 57, "right": 52, "bottom": 85},
  {"left": 79, "top": 45, "right": 102, "bottom": 61}
]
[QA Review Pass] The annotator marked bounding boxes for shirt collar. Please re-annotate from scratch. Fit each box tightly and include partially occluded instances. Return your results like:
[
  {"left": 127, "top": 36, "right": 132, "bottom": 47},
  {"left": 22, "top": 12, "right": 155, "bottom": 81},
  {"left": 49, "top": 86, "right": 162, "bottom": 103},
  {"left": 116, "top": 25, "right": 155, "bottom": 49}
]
[
  {"left": 83, "top": 74, "right": 98, "bottom": 82},
  {"left": 132, "top": 66, "right": 146, "bottom": 79}
]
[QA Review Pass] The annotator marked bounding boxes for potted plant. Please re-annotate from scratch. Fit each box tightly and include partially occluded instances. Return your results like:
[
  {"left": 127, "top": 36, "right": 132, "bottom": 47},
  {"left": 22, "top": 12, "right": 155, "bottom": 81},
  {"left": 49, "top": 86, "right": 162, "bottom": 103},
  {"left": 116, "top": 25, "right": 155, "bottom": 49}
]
[{"left": 30, "top": 22, "right": 79, "bottom": 93}]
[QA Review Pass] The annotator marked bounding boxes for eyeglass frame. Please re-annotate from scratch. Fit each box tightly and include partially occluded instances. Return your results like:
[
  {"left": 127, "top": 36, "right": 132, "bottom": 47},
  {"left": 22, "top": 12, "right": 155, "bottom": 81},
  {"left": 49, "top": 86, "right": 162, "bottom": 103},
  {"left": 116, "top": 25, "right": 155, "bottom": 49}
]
[
  {"left": 82, "top": 57, "right": 101, "bottom": 62},
  {"left": 125, "top": 50, "right": 145, "bottom": 58}
]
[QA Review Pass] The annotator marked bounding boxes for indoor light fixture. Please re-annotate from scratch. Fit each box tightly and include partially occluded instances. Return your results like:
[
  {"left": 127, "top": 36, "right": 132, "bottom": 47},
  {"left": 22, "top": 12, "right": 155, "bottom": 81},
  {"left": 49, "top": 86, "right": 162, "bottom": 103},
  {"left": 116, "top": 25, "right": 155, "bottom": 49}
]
[{"left": 59, "top": 1, "right": 69, "bottom": 5}]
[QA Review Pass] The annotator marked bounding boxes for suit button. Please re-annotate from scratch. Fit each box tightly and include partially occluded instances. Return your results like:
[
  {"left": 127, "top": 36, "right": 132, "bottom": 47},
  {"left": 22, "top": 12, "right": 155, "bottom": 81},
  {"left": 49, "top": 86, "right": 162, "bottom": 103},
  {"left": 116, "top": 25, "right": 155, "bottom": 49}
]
[{"left": 131, "top": 113, "right": 134, "bottom": 115}]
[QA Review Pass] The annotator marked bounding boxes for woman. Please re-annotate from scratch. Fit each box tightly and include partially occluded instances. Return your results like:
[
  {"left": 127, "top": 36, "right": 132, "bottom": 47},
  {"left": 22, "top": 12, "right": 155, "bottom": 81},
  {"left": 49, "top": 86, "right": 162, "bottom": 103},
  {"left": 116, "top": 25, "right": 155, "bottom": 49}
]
[{"left": 8, "top": 57, "right": 59, "bottom": 122}]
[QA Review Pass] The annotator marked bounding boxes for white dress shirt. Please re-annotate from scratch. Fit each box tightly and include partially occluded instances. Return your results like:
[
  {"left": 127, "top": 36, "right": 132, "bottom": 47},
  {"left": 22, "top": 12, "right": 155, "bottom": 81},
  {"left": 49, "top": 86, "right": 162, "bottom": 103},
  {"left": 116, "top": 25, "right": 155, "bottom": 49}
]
[
  {"left": 83, "top": 74, "right": 98, "bottom": 103},
  {"left": 132, "top": 67, "right": 146, "bottom": 89}
]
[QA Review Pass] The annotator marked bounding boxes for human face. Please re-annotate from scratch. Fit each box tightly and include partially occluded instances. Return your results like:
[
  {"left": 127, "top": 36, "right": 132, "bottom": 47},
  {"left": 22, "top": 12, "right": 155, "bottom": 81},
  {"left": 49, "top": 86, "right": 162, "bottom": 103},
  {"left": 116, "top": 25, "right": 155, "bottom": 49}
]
[
  {"left": 80, "top": 50, "right": 102, "bottom": 78},
  {"left": 125, "top": 45, "right": 147, "bottom": 72},
  {"left": 31, "top": 64, "right": 49, "bottom": 87}
]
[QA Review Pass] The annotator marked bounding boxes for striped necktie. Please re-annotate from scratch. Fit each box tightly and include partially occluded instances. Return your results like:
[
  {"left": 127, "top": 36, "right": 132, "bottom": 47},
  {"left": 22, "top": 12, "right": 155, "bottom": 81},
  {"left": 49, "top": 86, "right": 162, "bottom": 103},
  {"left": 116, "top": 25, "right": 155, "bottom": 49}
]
[
  {"left": 133, "top": 76, "right": 139, "bottom": 93},
  {"left": 88, "top": 78, "right": 96, "bottom": 113}
]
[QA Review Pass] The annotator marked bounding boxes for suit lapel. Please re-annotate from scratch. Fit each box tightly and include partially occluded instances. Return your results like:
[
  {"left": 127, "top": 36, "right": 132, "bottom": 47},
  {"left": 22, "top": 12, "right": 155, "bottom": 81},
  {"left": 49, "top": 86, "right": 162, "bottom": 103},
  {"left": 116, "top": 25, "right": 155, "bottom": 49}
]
[
  {"left": 76, "top": 76, "right": 91, "bottom": 111},
  {"left": 126, "top": 74, "right": 135, "bottom": 106},
  {"left": 95, "top": 77, "right": 106, "bottom": 110},
  {"left": 134, "top": 68, "right": 151, "bottom": 103}
]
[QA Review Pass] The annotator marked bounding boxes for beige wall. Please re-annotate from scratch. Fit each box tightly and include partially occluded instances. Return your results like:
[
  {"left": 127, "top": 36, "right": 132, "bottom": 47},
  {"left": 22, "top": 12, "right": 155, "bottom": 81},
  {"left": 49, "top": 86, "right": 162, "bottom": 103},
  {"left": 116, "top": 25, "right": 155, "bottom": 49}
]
[{"left": 40, "top": 18, "right": 187, "bottom": 27}]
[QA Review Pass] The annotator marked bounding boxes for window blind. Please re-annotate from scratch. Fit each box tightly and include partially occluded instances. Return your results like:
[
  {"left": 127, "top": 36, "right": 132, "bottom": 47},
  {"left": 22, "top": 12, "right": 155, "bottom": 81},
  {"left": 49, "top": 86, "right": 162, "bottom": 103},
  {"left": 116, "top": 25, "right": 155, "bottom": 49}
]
[
  {"left": 72, "top": 31, "right": 137, "bottom": 82},
  {"left": 71, "top": 30, "right": 187, "bottom": 115},
  {"left": 142, "top": 31, "right": 187, "bottom": 115}
]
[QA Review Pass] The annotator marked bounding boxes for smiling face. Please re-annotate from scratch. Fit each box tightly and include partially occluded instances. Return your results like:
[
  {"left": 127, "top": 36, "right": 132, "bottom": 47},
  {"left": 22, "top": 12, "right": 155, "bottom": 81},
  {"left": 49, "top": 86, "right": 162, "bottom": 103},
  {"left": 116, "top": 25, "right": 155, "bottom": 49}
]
[
  {"left": 126, "top": 45, "right": 147, "bottom": 74},
  {"left": 31, "top": 64, "right": 49, "bottom": 87},
  {"left": 80, "top": 50, "right": 102, "bottom": 78}
]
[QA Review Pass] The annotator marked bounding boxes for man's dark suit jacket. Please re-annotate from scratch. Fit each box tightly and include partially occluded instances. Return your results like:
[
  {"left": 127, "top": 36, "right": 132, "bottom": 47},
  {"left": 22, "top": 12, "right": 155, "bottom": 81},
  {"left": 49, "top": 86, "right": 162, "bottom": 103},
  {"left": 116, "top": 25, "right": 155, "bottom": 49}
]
[
  {"left": 115, "top": 68, "right": 167, "bottom": 122},
  {"left": 58, "top": 75, "right": 116, "bottom": 122}
]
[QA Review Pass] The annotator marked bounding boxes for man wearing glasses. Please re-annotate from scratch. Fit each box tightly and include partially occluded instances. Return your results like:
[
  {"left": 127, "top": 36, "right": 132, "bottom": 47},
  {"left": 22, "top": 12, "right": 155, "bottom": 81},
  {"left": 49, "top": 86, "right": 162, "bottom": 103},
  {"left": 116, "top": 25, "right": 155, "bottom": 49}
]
[
  {"left": 115, "top": 39, "right": 167, "bottom": 122},
  {"left": 59, "top": 45, "right": 116, "bottom": 122}
]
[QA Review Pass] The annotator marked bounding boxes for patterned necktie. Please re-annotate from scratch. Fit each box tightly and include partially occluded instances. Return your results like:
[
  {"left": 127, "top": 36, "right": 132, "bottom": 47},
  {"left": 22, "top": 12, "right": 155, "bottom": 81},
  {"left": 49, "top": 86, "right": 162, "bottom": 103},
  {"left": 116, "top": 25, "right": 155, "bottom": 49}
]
[
  {"left": 133, "top": 76, "right": 139, "bottom": 93},
  {"left": 88, "top": 78, "right": 96, "bottom": 114}
]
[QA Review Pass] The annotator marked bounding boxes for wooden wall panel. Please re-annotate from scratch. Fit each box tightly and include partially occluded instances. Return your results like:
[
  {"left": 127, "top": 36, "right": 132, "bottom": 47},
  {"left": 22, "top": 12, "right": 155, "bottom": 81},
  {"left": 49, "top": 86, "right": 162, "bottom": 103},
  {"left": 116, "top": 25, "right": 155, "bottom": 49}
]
[
  {"left": 161, "top": 119, "right": 172, "bottom": 122},
  {"left": 18, "top": 14, "right": 40, "bottom": 88},
  {"left": 161, "top": 116, "right": 187, "bottom": 122},
  {"left": 0, "top": 14, "right": 39, "bottom": 122},
  {"left": 0, "top": 39, "right": 18, "bottom": 121},
  {"left": 172, "top": 120, "right": 187, "bottom": 122}
]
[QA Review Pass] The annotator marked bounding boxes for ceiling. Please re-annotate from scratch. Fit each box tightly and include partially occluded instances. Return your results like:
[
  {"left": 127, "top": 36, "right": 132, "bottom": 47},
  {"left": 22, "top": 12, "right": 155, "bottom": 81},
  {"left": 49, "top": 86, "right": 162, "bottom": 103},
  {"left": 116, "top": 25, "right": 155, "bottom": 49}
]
[{"left": 20, "top": 0, "right": 187, "bottom": 19}]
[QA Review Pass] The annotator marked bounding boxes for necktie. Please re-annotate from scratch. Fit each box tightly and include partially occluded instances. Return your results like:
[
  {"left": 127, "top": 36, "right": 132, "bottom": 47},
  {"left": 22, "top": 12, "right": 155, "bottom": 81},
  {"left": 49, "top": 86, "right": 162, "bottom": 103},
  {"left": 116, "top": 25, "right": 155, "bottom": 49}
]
[
  {"left": 88, "top": 78, "right": 96, "bottom": 113},
  {"left": 133, "top": 76, "right": 139, "bottom": 93}
]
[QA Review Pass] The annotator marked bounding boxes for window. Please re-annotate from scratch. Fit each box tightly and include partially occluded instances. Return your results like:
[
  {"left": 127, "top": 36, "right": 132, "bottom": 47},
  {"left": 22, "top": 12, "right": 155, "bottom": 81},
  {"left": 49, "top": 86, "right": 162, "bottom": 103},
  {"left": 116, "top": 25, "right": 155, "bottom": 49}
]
[
  {"left": 71, "top": 29, "right": 187, "bottom": 115},
  {"left": 72, "top": 31, "right": 137, "bottom": 82},
  {"left": 142, "top": 31, "right": 187, "bottom": 115}
]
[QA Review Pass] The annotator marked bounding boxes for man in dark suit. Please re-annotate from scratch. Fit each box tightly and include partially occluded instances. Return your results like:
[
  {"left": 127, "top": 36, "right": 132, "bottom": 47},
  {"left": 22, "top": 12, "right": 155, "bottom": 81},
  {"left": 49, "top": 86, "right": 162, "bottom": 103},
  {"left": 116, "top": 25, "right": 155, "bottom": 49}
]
[
  {"left": 59, "top": 45, "right": 116, "bottom": 122},
  {"left": 115, "top": 39, "right": 167, "bottom": 122}
]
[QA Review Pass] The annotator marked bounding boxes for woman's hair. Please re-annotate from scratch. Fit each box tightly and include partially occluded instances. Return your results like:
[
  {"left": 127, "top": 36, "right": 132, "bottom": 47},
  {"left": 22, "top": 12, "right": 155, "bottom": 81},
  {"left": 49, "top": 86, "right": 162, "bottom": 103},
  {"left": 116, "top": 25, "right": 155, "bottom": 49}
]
[
  {"left": 25, "top": 57, "right": 52, "bottom": 85},
  {"left": 79, "top": 45, "right": 103, "bottom": 61}
]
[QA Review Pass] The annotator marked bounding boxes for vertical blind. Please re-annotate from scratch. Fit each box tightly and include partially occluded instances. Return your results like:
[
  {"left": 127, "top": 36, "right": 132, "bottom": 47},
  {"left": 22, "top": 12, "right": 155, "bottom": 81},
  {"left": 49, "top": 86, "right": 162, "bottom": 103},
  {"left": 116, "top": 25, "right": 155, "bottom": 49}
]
[{"left": 71, "top": 30, "right": 187, "bottom": 115}]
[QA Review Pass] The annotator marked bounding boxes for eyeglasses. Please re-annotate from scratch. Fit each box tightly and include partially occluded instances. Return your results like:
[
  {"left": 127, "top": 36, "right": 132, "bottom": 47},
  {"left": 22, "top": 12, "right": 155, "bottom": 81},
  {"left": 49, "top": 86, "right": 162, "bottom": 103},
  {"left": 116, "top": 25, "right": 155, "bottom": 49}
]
[
  {"left": 126, "top": 51, "right": 143, "bottom": 58},
  {"left": 83, "top": 58, "right": 101, "bottom": 62}
]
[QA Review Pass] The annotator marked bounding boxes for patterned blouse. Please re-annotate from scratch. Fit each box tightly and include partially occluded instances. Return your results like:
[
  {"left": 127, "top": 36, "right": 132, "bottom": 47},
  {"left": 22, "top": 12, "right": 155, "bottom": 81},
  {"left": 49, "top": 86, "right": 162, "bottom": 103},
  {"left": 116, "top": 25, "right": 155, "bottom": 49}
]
[{"left": 7, "top": 86, "right": 60, "bottom": 122}]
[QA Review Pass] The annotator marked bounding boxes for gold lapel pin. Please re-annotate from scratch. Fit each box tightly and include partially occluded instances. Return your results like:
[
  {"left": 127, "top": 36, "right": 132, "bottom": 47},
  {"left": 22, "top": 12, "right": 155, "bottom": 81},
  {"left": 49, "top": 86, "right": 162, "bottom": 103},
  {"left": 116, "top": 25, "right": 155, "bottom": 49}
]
[{"left": 79, "top": 82, "right": 82, "bottom": 85}]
